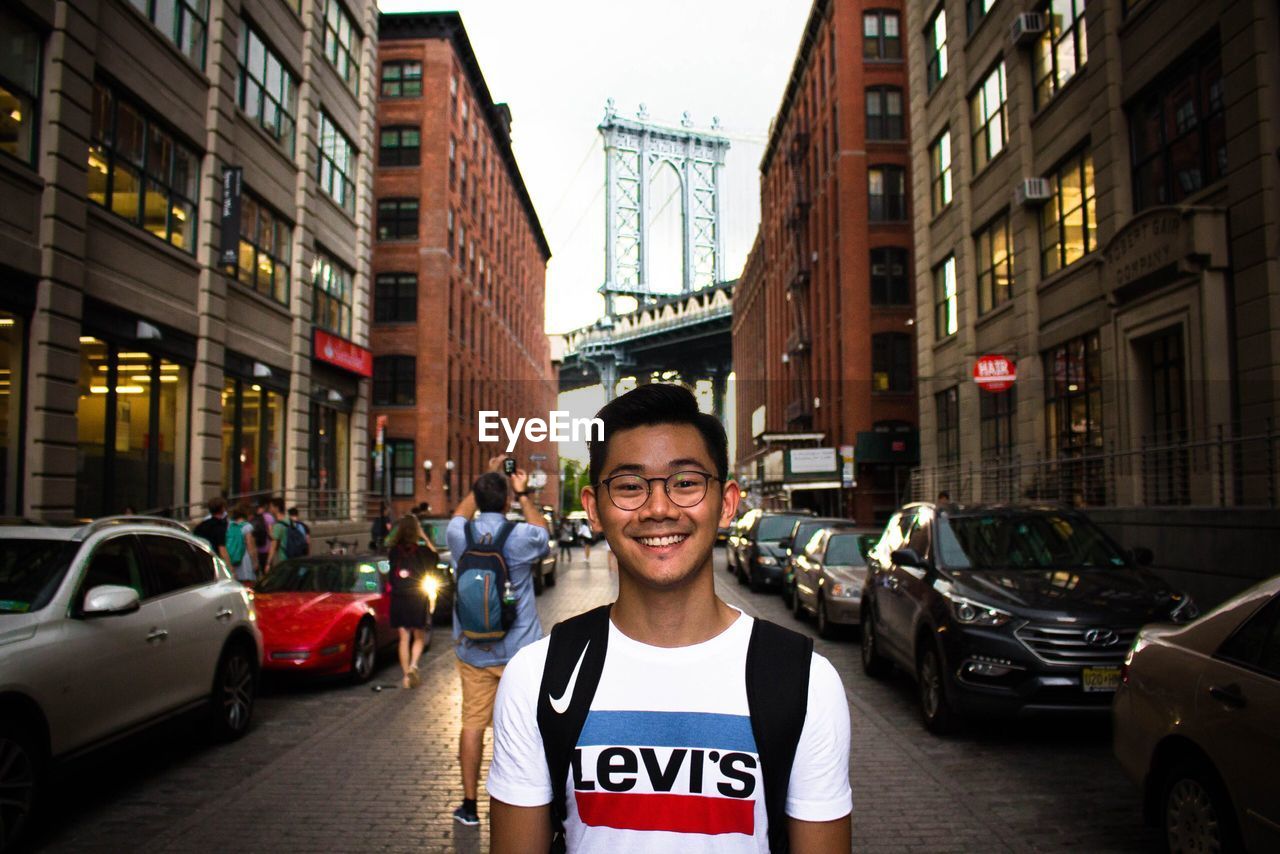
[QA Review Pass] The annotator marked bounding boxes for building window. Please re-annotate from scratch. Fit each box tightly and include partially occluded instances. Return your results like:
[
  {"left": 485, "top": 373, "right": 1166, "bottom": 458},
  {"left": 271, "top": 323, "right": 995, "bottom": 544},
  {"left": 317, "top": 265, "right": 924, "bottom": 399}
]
[
  {"left": 235, "top": 189, "right": 291, "bottom": 304},
  {"left": 1040, "top": 149, "right": 1096, "bottom": 276},
  {"left": 375, "top": 439, "right": 415, "bottom": 497},
  {"left": 1033, "top": 0, "right": 1087, "bottom": 110},
  {"left": 0, "top": 7, "right": 40, "bottom": 165},
  {"left": 934, "top": 255, "right": 958, "bottom": 339},
  {"left": 865, "top": 87, "right": 903, "bottom": 140},
  {"left": 1130, "top": 47, "right": 1226, "bottom": 211},
  {"left": 377, "top": 199, "right": 417, "bottom": 241},
  {"left": 925, "top": 7, "right": 948, "bottom": 93},
  {"left": 863, "top": 10, "right": 901, "bottom": 60},
  {"left": 980, "top": 387, "right": 1016, "bottom": 455},
  {"left": 871, "top": 247, "right": 910, "bottom": 305},
  {"left": 317, "top": 111, "right": 355, "bottom": 214},
  {"left": 1141, "top": 328, "right": 1188, "bottom": 505},
  {"left": 312, "top": 249, "right": 352, "bottom": 338},
  {"left": 88, "top": 81, "right": 199, "bottom": 253},
  {"left": 372, "top": 356, "right": 415, "bottom": 406},
  {"left": 936, "top": 387, "right": 960, "bottom": 465},
  {"left": 322, "top": 0, "right": 359, "bottom": 93},
  {"left": 930, "top": 130, "right": 953, "bottom": 214},
  {"left": 970, "top": 62, "right": 1007, "bottom": 172},
  {"left": 238, "top": 21, "right": 298, "bottom": 153},
  {"left": 1043, "top": 331, "right": 1104, "bottom": 504},
  {"left": 127, "top": 0, "right": 208, "bottom": 67},
  {"left": 447, "top": 209, "right": 455, "bottom": 256},
  {"left": 967, "top": 0, "right": 997, "bottom": 33},
  {"left": 872, "top": 333, "right": 912, "bottom": 393},
  {"left": 976, "top": 212, "right": 1013, "bottom": 314},
  {"left": 868, "top": 165, "right": 906, "bottom": 221},
  {"left": 380, "top": 60, "right": 421, "bottom": 98},
  {"left": 378, "top": 126, "right": 420, "bottom": 167},
  {"left": 221, "top": 376, "right": 285, "bottom": 499},
  {"left": 0, "top": 310, "right": 26, "bottom": 514},
  {"left": 374, "top": 273, "right": 417, "bottom": 323}
]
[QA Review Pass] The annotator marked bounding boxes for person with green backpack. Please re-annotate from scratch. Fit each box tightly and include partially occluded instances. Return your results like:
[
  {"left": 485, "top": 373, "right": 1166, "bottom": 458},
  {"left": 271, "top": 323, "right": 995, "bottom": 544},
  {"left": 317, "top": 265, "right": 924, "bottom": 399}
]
[
  {"left": 227, "top": 502, "right": 260, "bottom": 585},
  {"left": 487, "top": 384, "right": 851, "bottom": 853}
]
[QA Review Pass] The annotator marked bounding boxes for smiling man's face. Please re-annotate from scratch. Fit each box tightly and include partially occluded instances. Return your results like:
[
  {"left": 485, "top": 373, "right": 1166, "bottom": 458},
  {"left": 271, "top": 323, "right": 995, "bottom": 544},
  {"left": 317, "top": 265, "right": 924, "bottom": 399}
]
[{"left": 583, "top": 423, "right": 739, "bottom": 591}]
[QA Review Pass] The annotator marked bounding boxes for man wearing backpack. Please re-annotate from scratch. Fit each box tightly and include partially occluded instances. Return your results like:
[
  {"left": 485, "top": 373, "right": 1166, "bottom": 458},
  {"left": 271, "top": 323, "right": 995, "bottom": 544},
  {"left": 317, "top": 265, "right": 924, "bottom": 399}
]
[
  {"left": 193, "top": 496, "right": 233, "bottom": 569},
  {"left": 487, "top": 384, "right": 851, "bottom": 853},
  {"left": 266, "top": 497, "right": 308, "bottom": 567},
  {"left": 446, "top": 459, "right": 549, "bottom": 829}
]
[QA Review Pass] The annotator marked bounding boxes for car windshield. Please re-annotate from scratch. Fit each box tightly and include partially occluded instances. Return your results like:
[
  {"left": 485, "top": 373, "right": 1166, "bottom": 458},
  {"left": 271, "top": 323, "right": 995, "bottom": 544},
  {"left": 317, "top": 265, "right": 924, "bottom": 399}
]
[
  {"left": 825, "top": 535, "right": 868, "bottom": 567},
  {"left": 0, "top": 539, "right": 78, "bottom": 614},
  {"left": 759, "top": 515, "right": 805, "bottom": 541},
  {"left": 939, "top": 513, "right": 1130, "bottom": 571},
  {"left": 256, "top": 559, "right": 386, "bottom": 594},
  {"left": 793, "top": 521, "right": 838, "bottom": 548},
  {"left": 420, "top": 520, "right": 451, "bottom": 549}
]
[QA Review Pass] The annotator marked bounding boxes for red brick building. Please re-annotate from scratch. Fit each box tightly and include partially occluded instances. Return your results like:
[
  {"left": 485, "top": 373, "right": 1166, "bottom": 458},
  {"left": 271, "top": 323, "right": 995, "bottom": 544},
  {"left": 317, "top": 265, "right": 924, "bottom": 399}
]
[
  {"left": 373, "top": 13, "right": 556, "bottom": 517},
  {"left": 735, "top": 0, "right": 917, "bottom": 524}
]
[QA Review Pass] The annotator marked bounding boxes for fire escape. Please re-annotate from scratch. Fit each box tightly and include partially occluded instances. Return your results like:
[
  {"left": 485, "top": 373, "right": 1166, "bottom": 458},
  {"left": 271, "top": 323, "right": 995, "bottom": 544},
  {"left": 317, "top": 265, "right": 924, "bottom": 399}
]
[{"left": 784, "top": 130, "right": 812, "bottom": 430}]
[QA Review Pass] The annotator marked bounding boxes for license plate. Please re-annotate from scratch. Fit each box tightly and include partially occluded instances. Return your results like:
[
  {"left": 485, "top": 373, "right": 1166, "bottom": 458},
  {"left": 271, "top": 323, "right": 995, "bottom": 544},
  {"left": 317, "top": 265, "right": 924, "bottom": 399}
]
[{"left": 1081, "top": 666, "right": 1121, "bottom": 693}]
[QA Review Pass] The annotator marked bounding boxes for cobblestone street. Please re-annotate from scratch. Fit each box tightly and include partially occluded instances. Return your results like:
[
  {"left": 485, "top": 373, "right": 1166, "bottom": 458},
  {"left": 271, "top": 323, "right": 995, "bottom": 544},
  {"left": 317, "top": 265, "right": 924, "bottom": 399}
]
[{"left": 28, "top": 548, "right": 1158, "bottom": 853}]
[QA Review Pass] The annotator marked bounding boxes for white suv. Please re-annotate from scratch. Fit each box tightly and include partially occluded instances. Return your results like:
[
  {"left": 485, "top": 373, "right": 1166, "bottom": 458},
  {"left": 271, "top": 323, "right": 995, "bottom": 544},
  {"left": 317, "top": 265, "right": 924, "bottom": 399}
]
[{"left": 0, "top": 516, "right": 263, "bottom": 848}]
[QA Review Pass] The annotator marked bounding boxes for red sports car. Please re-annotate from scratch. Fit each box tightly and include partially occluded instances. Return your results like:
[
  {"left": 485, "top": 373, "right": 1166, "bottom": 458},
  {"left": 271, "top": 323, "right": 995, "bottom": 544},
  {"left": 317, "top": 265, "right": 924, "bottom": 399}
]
[{"left": 253, "top": 555, "right": 405, "bottom": 683}]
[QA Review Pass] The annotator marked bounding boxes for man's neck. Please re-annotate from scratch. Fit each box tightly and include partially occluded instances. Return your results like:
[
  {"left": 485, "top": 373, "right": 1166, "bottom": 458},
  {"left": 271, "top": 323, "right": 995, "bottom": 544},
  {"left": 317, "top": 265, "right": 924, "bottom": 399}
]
[{"left": 610, "top": 561, "right": 738, "bottom": 648}]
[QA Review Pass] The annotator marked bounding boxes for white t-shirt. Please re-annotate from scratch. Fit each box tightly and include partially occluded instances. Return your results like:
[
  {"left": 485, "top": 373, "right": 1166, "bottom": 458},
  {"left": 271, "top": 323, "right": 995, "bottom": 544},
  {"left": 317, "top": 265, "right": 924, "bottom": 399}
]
[{"left": 488, "top": 610, "right": 851, "bottom": 853}]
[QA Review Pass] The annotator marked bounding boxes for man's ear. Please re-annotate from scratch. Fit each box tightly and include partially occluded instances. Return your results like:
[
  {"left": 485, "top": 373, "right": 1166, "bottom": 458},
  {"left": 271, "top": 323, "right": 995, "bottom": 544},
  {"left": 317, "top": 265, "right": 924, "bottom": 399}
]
[
  {"left": 719, "top": 480, "right": 741, "bottom": 528},
  {"left": 581, "top": 485, "right": 602, "bottom": 532}
]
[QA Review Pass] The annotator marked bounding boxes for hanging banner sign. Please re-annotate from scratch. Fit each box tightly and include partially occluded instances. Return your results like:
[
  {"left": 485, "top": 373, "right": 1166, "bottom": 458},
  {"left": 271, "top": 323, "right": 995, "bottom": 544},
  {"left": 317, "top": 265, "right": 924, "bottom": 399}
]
[
  {"left": 839, "top": 444, "right": 855, "bottom": 488},
  {"left": 973, "top": 354, "right": 1016, "bottom": 392},
  {"left": 219, "top": 167, "right": 243, "bottom": 267}
]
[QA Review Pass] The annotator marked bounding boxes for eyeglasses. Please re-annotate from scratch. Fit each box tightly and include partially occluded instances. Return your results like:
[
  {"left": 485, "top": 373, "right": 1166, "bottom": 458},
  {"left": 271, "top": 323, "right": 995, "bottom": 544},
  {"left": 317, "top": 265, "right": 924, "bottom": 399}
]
[{"left": 598, "top": 471, "right": 721, "bottom": 511}]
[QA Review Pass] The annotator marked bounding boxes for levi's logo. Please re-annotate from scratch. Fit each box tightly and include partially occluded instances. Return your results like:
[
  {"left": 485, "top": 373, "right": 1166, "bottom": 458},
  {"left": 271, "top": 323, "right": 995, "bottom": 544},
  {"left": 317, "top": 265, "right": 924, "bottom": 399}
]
[{"left": 570, "top": 710, "right": 760, "bottom": 836}]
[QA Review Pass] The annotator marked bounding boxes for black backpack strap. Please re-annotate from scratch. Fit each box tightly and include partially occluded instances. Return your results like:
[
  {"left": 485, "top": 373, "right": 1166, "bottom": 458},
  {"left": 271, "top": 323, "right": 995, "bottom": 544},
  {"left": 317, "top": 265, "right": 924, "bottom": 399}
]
[
  {"left": 492, "top": 520, "right": 517, "bottom": 552},
  {"left": 537, "top": 604, "right": 612, "bottom": 849},
  {"left": 746, "top": 618, "right": 813, "bottom": 854},
  {"left": 463, "top": 521, "right": 476, "bottom": 550}
]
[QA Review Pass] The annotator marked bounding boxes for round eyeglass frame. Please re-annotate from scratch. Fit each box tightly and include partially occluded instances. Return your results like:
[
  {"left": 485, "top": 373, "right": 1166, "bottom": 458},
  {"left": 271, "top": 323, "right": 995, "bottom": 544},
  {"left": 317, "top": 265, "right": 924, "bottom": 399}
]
[{"left": 597, "top": 470, "right": 723, "bottom": 511}]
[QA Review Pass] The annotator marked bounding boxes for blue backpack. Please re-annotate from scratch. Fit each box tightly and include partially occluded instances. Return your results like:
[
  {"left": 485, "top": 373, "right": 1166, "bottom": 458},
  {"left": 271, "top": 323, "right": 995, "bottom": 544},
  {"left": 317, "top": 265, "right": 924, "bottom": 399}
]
[{"left": 455, "top": 521, "right": 517, "bottom": 641}]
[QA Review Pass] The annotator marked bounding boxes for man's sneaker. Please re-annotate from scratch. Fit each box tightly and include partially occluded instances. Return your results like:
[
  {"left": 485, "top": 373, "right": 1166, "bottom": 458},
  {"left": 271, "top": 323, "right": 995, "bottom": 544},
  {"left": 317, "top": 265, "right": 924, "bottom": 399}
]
[{"left": 452, "top": 803, "right": 480, "bottom": 826}]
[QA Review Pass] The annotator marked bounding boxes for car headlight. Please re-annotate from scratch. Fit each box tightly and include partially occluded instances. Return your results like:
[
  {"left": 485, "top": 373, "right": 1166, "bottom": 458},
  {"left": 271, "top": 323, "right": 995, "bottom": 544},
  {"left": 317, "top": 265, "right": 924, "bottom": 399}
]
[
  {"left": 1169, "top": 594, "right": 1199, "bottom": 624},
  {"left": 947, "top": 594, "right": 1012, "bottom": 627},
  {"left": 828, "top": 581, "right": 859, "bottom": 599},
  {"left": 757, "top": 556, "right": 778, "bottom": 566},
  {"left": 422, "top": 576, "right": 440, "bottom": 600}
]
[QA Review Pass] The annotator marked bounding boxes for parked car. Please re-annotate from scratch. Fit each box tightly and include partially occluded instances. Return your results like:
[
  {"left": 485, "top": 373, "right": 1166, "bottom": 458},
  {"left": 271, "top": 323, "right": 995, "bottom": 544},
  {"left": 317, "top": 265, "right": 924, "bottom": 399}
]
[
  {"left": 504, "top": 511, "right": 557, "bottom": 594},
  {"left": 254, "top": 555, "right": 406, "bottom": 682},
  {"left": 725, "top": 509, "right": 761, "bottom": 575},
  {"left": 780, "top": 517, "right": 857, "bottom": 609},
  {"left": 792, "top": 526, "right": 882, "bottom": 638},
  {"left": 0, "top": 516, "right": 262, "bottom": 850},
  {"left": 419, "top": 518, "right": 459, "bottom": 619},
  {"left": 860, "top": 502, "right": 1198, "bottom": 734},
  {"left": 734, "top": 510, "right": 815, "bottom": 592},
  {"left": 1114, "top": 573, "right": 1280, "bottom": 854}
]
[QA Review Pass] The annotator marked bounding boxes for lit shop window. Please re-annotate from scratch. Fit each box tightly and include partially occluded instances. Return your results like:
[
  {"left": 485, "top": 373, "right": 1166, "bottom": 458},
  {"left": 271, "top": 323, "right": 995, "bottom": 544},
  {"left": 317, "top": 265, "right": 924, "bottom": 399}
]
[
  {"left": 1040, "top": 150, "right": 1096, "bottom": 276},
  {"left": 221, "top": 376, "right": 285, "bottom": 498},
  {"left": 1033, "top": 0, "right": 1087, "bottom": 110},
  {"left": 236, "top": 190, "right": 291, "bottom": 304}
]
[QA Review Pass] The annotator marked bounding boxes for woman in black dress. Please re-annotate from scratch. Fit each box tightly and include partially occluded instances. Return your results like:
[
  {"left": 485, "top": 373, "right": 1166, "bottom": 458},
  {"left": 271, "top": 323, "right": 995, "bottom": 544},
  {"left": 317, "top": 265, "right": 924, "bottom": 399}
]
[{"left": 386, "top": 515, "right": 436, "bottom": 689}]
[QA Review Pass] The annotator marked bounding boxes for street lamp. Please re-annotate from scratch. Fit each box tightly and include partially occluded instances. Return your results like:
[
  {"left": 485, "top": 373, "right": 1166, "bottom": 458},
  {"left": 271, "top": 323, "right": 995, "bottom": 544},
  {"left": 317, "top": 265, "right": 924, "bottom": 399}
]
[
  {"left": 423, "top": 458, "right": 433, "bottom": 485},
  {"left": 444, "top": 459, "right": 455, "bottom": 494}
]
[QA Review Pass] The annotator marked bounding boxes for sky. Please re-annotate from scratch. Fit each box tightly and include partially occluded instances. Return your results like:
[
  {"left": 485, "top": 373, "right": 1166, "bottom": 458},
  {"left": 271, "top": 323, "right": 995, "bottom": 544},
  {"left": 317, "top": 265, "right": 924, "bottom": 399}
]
[{"left": 378, "top": 0, "right": 813, "bottom": 335}]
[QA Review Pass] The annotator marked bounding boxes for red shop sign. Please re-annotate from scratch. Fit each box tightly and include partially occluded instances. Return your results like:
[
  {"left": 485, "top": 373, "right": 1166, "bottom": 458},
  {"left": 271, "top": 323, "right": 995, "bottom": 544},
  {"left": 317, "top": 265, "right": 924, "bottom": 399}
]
[
  {"left": 973, "top": 354, "right": 1016, "bottom": 392},
  {"left": 313, "top": 328, "right": 373, "bottom": 377}
]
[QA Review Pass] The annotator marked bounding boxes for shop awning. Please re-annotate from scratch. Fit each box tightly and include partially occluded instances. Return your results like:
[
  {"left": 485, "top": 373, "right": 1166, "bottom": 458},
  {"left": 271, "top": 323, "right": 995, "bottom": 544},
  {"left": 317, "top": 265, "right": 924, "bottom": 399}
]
[{"left": 855, "top": 430, "right": 919, "bottom": 465}]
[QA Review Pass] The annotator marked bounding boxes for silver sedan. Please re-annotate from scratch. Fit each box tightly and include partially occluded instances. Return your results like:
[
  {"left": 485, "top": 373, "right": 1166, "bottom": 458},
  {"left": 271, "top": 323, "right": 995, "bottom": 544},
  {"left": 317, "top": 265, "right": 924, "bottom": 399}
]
[{"left": 791, "top": 527, "right": 880, "bottom": 638}]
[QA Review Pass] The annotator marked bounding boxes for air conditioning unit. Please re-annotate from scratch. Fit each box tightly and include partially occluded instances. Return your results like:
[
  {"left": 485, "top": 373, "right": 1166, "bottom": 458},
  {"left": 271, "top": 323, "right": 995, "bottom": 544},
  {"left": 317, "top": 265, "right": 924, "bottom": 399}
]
[
  {"left": 1014, "top": 177, "right": 1052, "bottom": 207},
  {"left": 1010, "top": 12, "right": 1045, "bottom": 46}
]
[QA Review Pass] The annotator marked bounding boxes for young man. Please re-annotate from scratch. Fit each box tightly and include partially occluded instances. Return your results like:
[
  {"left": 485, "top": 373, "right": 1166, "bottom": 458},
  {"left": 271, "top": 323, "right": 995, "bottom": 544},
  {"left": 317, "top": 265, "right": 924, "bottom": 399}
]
[
  {"left": 488, "top": 384, "right": 851, "bottom": 853},
  {"left": 447, "top": 457, "right": 549, "bottom": 828},
  {"left": 193, "top": 496, "right": 233, "bottom": 569},
  {"left": 287, "top": 506, "right": 311, "bottom": 554}
]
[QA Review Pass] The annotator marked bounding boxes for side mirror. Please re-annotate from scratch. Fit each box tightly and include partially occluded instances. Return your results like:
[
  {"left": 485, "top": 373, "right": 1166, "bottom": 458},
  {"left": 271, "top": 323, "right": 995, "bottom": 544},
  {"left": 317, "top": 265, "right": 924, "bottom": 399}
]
[
  {"left": 1131, "top": 547, "right": 1154, "bottom": 567},
  {"left": 82, "top": 584, "right": 141, "bottom": 617},
  {"left": 890, "top": 548, "right": 928, "bottom": 569}
]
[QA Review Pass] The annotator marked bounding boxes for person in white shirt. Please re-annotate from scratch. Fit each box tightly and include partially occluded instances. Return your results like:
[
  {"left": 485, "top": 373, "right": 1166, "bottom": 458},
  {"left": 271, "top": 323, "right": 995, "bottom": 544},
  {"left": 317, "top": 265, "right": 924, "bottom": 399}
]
[{"left": 488, "top": 383, "right": 851, "bottom": 853}]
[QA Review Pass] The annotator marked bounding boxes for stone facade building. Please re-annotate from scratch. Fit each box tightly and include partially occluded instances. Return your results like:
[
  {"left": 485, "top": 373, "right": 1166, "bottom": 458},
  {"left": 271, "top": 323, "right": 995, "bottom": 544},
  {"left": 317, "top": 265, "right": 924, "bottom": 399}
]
[
  {"left": 372, "top": 13, "right": 556, "bottom": 518},
  {"left": 0, "top": 0, "right": 378, "bottom": 520},
  {"left": 735, "top": 0, "right": 918, "bottom": 524}
]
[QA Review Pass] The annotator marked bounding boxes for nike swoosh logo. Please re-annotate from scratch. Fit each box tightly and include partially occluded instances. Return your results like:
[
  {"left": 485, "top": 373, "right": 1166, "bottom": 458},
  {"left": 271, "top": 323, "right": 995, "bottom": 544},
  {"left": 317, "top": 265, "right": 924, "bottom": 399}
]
[{"left": 549, "top": 641, "right": 590, "bottom": 715}]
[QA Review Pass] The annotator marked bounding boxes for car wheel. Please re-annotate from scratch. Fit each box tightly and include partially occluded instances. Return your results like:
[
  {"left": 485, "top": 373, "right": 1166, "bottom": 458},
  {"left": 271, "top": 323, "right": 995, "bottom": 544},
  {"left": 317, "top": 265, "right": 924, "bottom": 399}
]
[
  {"left": 533, "top": 564, "right": 545, "bottom": 595},
  {"left": 816, "top": 595, "right": 837, "bottom": 639},
  {"left": 1161, "top": 757, "right": 1242, "bottom": 854},
  {"left": 791, "top": 584, "right": 807, "bottom": 621},
  {"left": 0, "top": 721, "right": 40, "bottom": 851},
  {"left": 860, "top": 603, "right": 892, "bottom": 678},
  {"left": 917, "top": 643, "right": 958, "bottom": 735},
  {"left": 350, "top": 620, "right": 377, "bottom": 684},
  {"left": 546, "top": 565, "right": 557, "bottom": 587},
  {"left": 209, "top": 642, "right": 257, "bottom": 741},
  {"left": 736, "top": 561, "right": 747, "bottom": 586}
]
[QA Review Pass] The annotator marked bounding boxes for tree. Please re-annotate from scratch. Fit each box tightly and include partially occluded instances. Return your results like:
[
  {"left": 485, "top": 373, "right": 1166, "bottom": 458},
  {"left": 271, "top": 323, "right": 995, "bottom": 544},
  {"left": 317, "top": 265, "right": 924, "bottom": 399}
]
[{"left": 560, "top": 459, "right": 590, "bottom": 513}]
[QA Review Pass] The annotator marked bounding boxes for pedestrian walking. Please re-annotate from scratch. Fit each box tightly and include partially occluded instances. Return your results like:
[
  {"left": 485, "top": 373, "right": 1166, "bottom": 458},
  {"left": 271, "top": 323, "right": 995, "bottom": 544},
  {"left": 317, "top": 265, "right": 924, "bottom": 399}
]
[
  {"left": 576, "top": 518, "right": 592, "bottom": 563},
  {"left": 265, "top": 497, "right": 306, "bottom": 568},
  {"left": 446, "top": 456, "right": 549, "bottom": 828},
  {"left": 192, "top": 496, "right": 233, "bottom": 568},
  {"left": 228, "top": 502, "right": 260, "bottom": 585},
  {"left": 488, "top": 383, "right": 852, "bottom": 853},
  {"left": 370, "top": 500, "right": 392, "bottom": 552},
  {"left": 385, "top": 514, "right": 435, "bottom": 690},
  {"left": 287, "top": 506, "right": 311, "bottom": 554},
  {"left": 557, "top": 518, "right": 575, "bottom": 564},
  {"left": 251, "top": 498, "right": 274, "bottom": 574}
]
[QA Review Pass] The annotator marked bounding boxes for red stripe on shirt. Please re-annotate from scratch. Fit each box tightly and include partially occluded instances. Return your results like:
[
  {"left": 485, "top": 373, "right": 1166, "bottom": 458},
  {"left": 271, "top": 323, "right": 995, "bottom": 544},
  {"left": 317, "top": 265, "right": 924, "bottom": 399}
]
[{"left": 575, "top": 791, "right": 755, "bottom": 836}]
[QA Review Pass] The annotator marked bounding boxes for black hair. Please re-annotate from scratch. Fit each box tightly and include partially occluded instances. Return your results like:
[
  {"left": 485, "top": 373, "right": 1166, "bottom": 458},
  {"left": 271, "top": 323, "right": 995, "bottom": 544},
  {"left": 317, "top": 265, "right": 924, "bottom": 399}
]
[
  {"left": 588, "top": 383, "right": 728, "bottom": 485},
  {"left": 472, "top": 472, "right": 509, "bottom": 513}
]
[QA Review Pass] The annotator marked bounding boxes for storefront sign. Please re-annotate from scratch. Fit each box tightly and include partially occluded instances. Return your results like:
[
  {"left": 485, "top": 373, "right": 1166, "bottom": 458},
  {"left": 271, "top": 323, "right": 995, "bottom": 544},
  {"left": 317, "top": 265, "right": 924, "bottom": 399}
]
[
  {"left": 839, "top": 444, "right": 855, "bottom": 488},
  {"left": 788, "top": 447, "right": 838, "bottom": 476},
  {"left": 1105, "top": 209, "right": 1182, "bottom": 291},
  {"left": 973, "top": 354, "right": 1016, "bottom": 392},
  {"left": 312, "top": 328, "right": 373, "bottom": 377},
  {"left": 219, "top": 167, "right": 243, "bottom": 267},
  {"left": 751, "top": 405, "right": 766, "bottom": 439}
]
